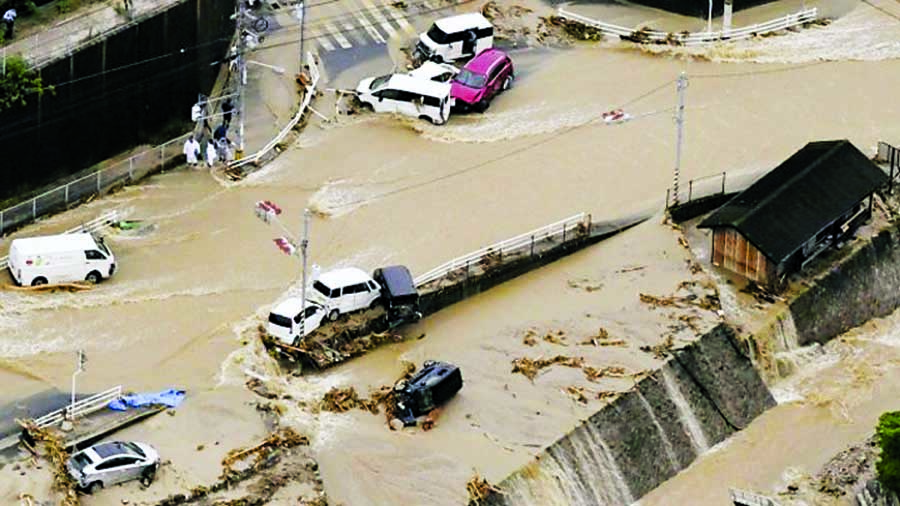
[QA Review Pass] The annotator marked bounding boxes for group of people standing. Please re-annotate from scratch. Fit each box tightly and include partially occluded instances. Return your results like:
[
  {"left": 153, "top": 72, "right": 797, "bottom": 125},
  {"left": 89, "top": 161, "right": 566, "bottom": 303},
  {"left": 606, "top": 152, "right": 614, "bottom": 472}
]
[{"left": 184, "top": 96, "right": 236, "bottom": 169}]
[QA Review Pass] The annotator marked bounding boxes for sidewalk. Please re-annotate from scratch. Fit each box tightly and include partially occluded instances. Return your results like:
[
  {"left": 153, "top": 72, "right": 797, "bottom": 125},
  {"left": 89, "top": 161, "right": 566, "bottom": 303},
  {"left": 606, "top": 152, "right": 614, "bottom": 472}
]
[{"left": 1, "top": 0, "right": 182, "bottom": 67}]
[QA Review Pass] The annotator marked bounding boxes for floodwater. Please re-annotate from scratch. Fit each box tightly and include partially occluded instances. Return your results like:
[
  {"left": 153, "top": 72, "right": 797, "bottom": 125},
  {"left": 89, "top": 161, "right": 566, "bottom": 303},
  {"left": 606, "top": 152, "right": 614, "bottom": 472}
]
[{"left": 2, "top": 0, "right": 900, "bottom": 502}]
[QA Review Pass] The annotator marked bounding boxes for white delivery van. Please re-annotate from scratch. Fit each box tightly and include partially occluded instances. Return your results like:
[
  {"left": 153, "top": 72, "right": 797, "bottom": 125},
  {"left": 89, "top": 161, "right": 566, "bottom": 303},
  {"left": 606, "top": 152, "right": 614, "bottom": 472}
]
[
  {"left": 267, "top": 298, "right": 326, "bottom": 345},
  {"left": 356, "top": 73, "right": 452, "bottom": 125},
  {"left": 7, "top": 232, "right": 116, "bottom": 286},
  {"left": 415, "top": 13, "right": 493, "bottom": 63},
  {"left": 309, "top": 267, "right": 381, "bottom": 321}
]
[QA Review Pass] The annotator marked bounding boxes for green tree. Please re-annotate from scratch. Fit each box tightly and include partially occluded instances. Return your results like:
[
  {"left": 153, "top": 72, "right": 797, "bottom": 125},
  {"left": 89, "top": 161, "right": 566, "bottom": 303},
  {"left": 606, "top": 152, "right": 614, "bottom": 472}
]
[
  {"left": 877, "top": 411, "right": 900, "bottom": 493},
  {"left": 0, "top": 56, "right": 50, "bottom": 112}
]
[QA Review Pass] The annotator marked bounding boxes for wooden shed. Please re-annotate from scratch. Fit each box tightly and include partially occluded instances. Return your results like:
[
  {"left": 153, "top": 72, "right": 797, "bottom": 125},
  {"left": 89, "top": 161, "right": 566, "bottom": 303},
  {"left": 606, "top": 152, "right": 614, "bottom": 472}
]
[{"left": 698, "top": 140, "right": 888, "bottom": 288}]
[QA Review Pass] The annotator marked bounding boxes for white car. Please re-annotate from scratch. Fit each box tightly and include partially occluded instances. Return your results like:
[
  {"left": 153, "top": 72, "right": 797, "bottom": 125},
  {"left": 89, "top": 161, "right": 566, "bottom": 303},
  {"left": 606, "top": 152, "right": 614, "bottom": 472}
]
[
  {"left": 407, "top": 61, "right": 459, "bottom": 83},
  {"left": 67, "top": 441, "right": 160, "bottom": 494},
  {"left": 8, "top": 232, "right": 116, "bottom": 286},
  {"left": 356, "top": 73, "right": 452, "bottom": 125},
  {"left": 414, "top": 12, "right": 494, "bottom": 63},
  {"left": 267, "top": 298, "right": 326, "bottom": 345},
  {"left": 309, "top": 267, "right": 382, "bottom": 321}
]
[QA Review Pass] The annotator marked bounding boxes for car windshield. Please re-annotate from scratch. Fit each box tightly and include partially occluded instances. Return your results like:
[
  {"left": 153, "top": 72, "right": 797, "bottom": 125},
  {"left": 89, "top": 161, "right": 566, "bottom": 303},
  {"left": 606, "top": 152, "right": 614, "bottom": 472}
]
[
  {"left": 71, "top": 453, "right": 93, "bottom": 472},
  {"left": 370, "top": 74, "right": 391, "bottom": 90},
  {"left": 426, "top": 24, "right": 450, "bottom": 44},
  {"left": 312, "top": 281, "right": 333, "bottom": 297},
  {"left": 123, "top": 442, "right": 145, "bottom": 458},
  {"left": 453, "top": 69, "right": 486, "bottom": 88}
]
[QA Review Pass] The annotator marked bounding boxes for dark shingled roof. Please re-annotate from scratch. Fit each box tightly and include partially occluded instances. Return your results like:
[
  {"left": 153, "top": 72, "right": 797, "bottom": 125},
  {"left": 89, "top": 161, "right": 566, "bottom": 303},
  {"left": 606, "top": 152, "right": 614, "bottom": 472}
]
[{"left": 699, "top": 140, "right": 887, "bottom": 264}]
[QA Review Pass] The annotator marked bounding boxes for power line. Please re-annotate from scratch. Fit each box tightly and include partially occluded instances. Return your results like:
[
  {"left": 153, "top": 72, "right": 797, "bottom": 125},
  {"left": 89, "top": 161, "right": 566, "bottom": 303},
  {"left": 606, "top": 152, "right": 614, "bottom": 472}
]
[{"left": 327, "top": 78, "right": 677, "bottom": 211}]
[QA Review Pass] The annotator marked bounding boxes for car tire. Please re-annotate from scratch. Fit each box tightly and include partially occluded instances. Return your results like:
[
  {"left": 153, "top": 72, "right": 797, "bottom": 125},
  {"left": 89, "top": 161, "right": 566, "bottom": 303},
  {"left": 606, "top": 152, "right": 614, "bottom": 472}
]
[
  {"left": 140, "top": 471, "right": 155, "bottom": 488},
  {"left": 85, "top": 271, "right": 102, "bottom": 284},
  {"left": 87, "top": 481, "right": 103, "bottom": 494},
  {"left": 475, "top": 99, "right": 490, "bottom": 113},
  {"left": 328, "top": 309, "right": 339, "bottom": 322},
  {"left": 359, "top": 101, "right": 374, "bottom": 113},
  {"left": 31, "top": 277, "right": 48, "bottom": 287},
  {"left": 431, "top": 115, "right": 446, "bottom": 126},
  {"left": 502, "top": 75, "right": 513, "bottom": 91}
]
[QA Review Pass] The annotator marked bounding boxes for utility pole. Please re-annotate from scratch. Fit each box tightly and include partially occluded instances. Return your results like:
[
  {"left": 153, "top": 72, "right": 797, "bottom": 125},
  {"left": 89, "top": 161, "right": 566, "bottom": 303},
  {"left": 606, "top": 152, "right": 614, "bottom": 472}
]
[
  {"left": 295, "top": 2, "right": 305, "bottom": 69},
  {"left": 70, "top": 350, "right": 86, "bottom": 420},
  {"left": 299, "top": 208, "right": 310, "bottom": 327},
  {"left": 237, "top": 0, "right": 247, "bottom": 157},
  {"left": 673, "top": 72, "right": 688, "bottom": 207},
  {"left": 707, "top": 0, "right": 713, "bottom": 33}
]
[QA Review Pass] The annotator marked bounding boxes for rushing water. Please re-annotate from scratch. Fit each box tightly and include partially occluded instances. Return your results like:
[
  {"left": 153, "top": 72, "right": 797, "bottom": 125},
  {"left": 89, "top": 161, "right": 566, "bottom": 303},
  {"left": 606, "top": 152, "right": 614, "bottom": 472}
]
[
  {"left": 2, "top": 0, "right": 900, "bottom": 503},
  {"left": 635, "top": 390, "right": 681, "bottom": 473},
  {"left": 661, "top": 367, "right": 710, "bottom": 455}
]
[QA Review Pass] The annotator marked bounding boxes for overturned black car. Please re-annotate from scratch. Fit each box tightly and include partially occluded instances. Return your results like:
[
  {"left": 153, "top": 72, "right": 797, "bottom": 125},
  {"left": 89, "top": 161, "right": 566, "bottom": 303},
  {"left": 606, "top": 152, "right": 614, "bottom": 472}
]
[
  {"left": 393, "top": 360, "right": 463, "bottom": 427},
  {"left": 373, "top": 265, "right": 422, "bottom": 327}
]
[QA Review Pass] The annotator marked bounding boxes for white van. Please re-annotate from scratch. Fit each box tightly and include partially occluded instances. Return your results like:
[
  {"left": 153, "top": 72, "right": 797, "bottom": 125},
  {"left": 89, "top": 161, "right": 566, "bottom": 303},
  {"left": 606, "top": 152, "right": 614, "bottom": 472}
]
[
  {"left": 415, "top": 13, "right": 494, "bottom": 63},
  {"left": 8, "top": 232, "right": 116, "bottom": 286},
  {"left": 309, "top": 267, "right": 381, "bottom": 321},
  {"left": 267, "top": 298, "right": 326, "bottom": 345},
  {"left": 356, "top": 73, "right": 452, "bottom": 125}
]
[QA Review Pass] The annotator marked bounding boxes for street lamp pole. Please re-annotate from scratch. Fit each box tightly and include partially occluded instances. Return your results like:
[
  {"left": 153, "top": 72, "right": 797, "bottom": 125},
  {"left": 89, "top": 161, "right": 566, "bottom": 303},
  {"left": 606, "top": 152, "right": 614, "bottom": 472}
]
[
  {"left": 238, "top": 1, "right": 247, "bottom": 156},
  {"left": 299, "top": 209, "right": 310, "bottom": 326},
  {"left": 297, "top": 2, "right": 306, "bottom": 69},
  {"left": 707, "top": 0, "right": 713, "bottom": 32},
  {"left": 673, "top": 72, "right": 688, "bottom": 207}
]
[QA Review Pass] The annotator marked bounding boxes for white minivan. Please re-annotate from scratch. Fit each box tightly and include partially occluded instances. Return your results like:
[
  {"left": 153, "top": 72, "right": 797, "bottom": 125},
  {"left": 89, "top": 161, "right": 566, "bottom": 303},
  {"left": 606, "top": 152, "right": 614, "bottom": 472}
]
[
  {"left": 309, "top": 267, "right": 381, "bottom": 321},
  {"left": 8, "top": 232, "right": 116, "bottom": 286},
  {"left": 267, "top": 298, "right": 326, "bottom": 345},
  {"left": 415, "top": 13, "right": 494, "bottom": 63},
  {"left": 356, "top": 73, "right": 452, "bottom": 125}
]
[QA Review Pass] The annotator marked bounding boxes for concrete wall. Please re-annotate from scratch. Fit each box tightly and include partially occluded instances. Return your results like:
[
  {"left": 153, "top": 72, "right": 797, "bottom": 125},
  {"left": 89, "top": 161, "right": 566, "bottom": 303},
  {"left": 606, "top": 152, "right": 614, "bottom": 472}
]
[
  {"left": 0, "top": 0, "right": 233, "bottom": 200},
  {"left": 482, "top": 324, "right": 775, "bottom": 505}
]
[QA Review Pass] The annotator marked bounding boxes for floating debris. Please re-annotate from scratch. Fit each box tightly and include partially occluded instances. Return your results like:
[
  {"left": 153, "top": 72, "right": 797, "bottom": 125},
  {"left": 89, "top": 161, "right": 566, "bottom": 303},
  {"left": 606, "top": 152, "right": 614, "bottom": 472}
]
[
  {"left": 616, "top": 265, "right": 646, "bottom": 274},
  {"left": 521, "top": 329, "right": 538, "bottom": 346},
  {"left": 511, "top": 355, "right": 584, "bottom": 381},
  {"left": 541, "top": 15, "right": 604, "bottom": 41},
  {"left": 466, "top": 473, "right": 503, "bottom": 505},
  {"left": 640, "top": 334, "right": 676, "bottom": 359},
  {"left": 583, "top": 365, "right": 627, "bottom": 382},
  {"left": 542, "top": 331, "right": 568, "bottom": 346},
  {"left": 579, "top": 327, "right": 627, "bottom": 347},
  {"left": 563, "top": 385, "right": 588, "bottom": 404},
  {"left": 19, "top": 420, "right": 80, "bottom": 506}
]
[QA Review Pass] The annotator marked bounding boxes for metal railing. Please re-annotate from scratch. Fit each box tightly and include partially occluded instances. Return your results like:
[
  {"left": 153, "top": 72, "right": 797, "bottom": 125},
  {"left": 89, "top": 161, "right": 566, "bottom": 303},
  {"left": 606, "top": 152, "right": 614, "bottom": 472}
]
[
  {"left": 557, "top": 7, "right": 818, "bottom": 46},
  {"left": 0, "top": 209, "right": 120, "bottom": 270},
  {"left": 413, "top": 212, "right": 591, "bottom": 287},
  {"left": 33, "top": 385, "right": 123, "bottom": 428},
  {"left": 666, "top": 172, "right": 731, "bottom": 209},
  {"left": 0, "top": 134, "right": 188, "bottom": 237},
  {"left": 876, "top": 141, "right": 900, "bottom": 194},
  {"left": 229, "top": 51, "right": 322, "bottom": 171},
  {"left": 730, "top": 488, "right": 780, "bottom": 506}
]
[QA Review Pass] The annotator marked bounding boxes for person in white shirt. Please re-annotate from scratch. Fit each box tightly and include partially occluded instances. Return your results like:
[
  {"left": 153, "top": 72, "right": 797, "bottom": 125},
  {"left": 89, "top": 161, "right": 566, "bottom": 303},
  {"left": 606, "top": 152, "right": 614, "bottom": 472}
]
[
  {"left": 182, "top": 136, "right": 200, "bottom": 167},
  {"left": 3, "top": 9, "right": 16, "bottom": 39},
  {"left": 205, "top": 140, "right": 218, "bottom": 168}
]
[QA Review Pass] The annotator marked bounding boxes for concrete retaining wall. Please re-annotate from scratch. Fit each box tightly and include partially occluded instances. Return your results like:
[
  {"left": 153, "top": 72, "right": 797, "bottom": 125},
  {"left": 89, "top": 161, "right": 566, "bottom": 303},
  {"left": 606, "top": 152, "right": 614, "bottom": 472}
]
[{"left": 482, "top": 324, "right": 775, "bottom": 505}]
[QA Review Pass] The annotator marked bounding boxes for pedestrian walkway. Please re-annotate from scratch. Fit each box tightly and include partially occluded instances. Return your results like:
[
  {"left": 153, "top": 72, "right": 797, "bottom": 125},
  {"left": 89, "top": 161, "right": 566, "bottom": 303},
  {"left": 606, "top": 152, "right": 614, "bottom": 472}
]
[
  {"left": 1, "top": 0, "right": 181, "bottom": 68},
  {"left": 305, "top": 0, "right": 437, "bottom": 53}
]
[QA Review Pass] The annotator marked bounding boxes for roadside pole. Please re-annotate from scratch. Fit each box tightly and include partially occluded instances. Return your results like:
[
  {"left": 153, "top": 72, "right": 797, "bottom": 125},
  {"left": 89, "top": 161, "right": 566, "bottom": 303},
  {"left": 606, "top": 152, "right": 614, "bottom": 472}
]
[
  {"left": 238, "top": 0, "right": 247, "bottom": 157},
  {"left": 70, "top": 350, "right": 86, "bottom": 420},
  {"left": 295, "top": 2, "right": 305, "bottom": 70},
  {"left": 300, "top": 209, "right": 310, "bottom": 328},
  {"left": 673, "top": 72, "right": 688, "bottom": 207}
]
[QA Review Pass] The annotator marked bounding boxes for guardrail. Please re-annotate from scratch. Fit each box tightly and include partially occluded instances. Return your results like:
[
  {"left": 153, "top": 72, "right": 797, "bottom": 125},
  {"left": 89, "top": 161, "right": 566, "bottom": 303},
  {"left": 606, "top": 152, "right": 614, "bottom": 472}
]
[
  {"left": 0, "top": 209, "right": 120, "bottom": 271},
  {"left": 33, "top": 385, "right": 123, "bottom": 428},
  {"left": 228, "top": 51, "right": 322, "bottom": 171},
  {"left": 557, "top": 7, "right": 817, "bottom": 45},
  {"left": 730, "top": 488, "right": 780, "bottom": 506},
  {"left": 0, "top": 133, "right": 187, "bottom": 237},
  {"left": 414, "top": 212, "right": 590, "bottom": 287}
]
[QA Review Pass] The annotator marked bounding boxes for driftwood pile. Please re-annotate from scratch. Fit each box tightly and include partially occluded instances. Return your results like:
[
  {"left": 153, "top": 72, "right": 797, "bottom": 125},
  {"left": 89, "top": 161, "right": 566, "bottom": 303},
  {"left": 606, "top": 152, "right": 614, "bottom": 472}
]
[
  {"left": 19, "top": 420, "right": 80, "bottom": 506},
  {"left": 466, "top": 473, "right": 502, "bottom": 505}
]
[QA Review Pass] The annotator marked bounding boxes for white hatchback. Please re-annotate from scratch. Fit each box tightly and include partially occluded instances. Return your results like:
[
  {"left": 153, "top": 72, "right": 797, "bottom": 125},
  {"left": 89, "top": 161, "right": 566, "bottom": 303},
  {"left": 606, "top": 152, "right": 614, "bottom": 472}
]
[
  {"left": 267, "top": 298, "right": 326, "bottom": 345},
  {"left": 309, "top": 267, "right": 381, "bottom": 321},
  {"left": 356, "top": 73, "right": 452, "bottom": 125}
]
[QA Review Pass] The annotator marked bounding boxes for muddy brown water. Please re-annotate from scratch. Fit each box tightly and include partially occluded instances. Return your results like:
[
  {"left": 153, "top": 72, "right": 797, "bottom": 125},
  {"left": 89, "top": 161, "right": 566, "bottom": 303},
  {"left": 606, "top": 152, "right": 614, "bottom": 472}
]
[{"left": 3, "top": 0, "right": 900, "bottom": 502}]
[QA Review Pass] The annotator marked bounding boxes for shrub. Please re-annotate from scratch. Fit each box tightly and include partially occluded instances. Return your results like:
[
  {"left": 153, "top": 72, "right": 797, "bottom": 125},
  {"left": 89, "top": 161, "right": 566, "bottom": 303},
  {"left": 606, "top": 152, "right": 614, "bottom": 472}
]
[
  {"left": 877, "top": 411, "right": 900, "bottom": 493},
  {"left": 0, "top": 55, "right": 50, "bottom": 111}
]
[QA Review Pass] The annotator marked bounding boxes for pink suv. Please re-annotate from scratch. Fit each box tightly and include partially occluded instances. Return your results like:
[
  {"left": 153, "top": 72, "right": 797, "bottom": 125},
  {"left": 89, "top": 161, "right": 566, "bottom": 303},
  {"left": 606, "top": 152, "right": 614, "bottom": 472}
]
[{"left": 450, "top": 48, "right": 514, "bottom": 113}]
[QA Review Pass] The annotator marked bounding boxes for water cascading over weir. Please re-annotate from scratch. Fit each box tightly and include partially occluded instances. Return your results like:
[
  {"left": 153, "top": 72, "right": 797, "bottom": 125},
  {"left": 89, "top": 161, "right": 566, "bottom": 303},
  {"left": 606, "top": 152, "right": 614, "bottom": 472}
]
[{"left": 482, "top": 324, "right": 775, "bottom": 505}]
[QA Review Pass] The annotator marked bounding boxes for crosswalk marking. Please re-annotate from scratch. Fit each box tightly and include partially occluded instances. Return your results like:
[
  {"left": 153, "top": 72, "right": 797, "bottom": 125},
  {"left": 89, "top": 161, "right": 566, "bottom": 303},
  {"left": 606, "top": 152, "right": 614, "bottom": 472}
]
[
  {"left": 352, "top": 9, "right": 387, "bottom": 44},
  {"left": 357, "top": 0, "right": 398, "bottom": 38},
  {"left": 310, "top": 24, "right": 336, "bottom": 51},
  {"left": 382, "top": 0, "right": 417, "bottom": 38},
  {"left": 422, "top": 0, "right": 438, "bottom": 10},
  {"left": 324, "top": 21, "right": 353, "bottom": 48}
]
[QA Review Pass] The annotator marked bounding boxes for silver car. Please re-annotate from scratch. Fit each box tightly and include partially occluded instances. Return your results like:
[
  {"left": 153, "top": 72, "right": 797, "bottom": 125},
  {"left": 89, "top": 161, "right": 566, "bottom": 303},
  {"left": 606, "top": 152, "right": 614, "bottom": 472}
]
[{"left": 67, "top": 441, "right": 160, "bottom": 494}]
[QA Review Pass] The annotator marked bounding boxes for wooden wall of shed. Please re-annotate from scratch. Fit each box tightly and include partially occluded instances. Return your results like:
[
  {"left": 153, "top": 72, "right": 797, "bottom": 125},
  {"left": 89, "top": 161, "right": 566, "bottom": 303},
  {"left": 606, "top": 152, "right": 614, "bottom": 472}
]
[{"left": 711, "top": 228, "right": 774, "bottom": 285}]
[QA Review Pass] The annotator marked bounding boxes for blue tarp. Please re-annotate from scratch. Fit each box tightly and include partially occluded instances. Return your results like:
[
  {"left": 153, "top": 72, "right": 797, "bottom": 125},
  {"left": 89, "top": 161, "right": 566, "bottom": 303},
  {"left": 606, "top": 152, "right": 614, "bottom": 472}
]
[{"left": 108, "top": 389, "right": 186, "bottom": 411}]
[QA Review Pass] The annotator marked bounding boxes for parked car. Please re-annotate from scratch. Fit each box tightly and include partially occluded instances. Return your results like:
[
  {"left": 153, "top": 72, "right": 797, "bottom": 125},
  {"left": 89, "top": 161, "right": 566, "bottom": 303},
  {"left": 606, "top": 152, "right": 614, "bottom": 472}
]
[
  {"left": 7, "top": 232, "right": 116, "bottom": 286},
  {"left": 372, "top": 265, "right": 421, "bottom": 326},
  {"left": 407, "top": 61, "right": 459, "bottom": 83},
  {"left": 415, "top": 12, "right": 493, "bottom": 63},
  {"left": 267, "top": 298, "right": 326, "bottom": 345},
  {"left": 450, "top": 48, "right": 514, "bottom": 113},
  {"left": 67, "top": 441, "right": 160, "bottom": 494},
  {"left": 393, "top": 360, "right": 463, "bottom": 426},
  {"left": 356, "top": 73, "right": 452, "bottom": 125},
  {"left": 309, "top": 267, "right": 381, "bottom": 321}
]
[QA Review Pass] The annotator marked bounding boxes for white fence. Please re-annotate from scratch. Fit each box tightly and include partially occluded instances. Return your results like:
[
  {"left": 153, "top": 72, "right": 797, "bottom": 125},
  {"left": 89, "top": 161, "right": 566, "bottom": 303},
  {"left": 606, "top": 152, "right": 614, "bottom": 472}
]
[
  {"left": 414, "top": 212, "right": 591, "bottom": 287},
  {"left": 33, "top": 385, "right": 123, "bottom": 428},
  {"left": 229, "top": 51, "right": 322, "bottom": 171},
  {"left": 0, "top": 209, "right": 120, "bottom": 271},
  {"left": 0, "top": 134, "right": 188, "bottom": 237},
  {"left": 557, "top": 7, "right": 818, "bottom": 45}
]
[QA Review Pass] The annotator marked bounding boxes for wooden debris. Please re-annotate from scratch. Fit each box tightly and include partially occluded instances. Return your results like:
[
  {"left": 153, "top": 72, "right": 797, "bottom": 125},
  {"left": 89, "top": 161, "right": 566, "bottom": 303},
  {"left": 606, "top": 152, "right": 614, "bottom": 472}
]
[
  {"left": 616, "top": 265, "right": 646, "bottom": 274},
  {"left": 466, "top": 473, "right": 502, "bottom": 505},
  {"left": 511, "top": 356, "right": 584, "bottom": 381},
  {"left": 18, "top": 419, "right": 80, "bottom": 506},
  {"left": 221, "top": 427, "right": 309, "bottom": 480},
  {"left": 579, "top": 327, "right": 627, "bottom": 347},
  {"left": 5, "top": 282, "right": 92, "bottom": 293},
  {"left": 640, "top": 334, "right": 676, "bottom": 359},
  {"left": 521, "top": 329, "right": 538, "bottom": 347},
  {"left": 583, "top": 365, "right": 627, "bottom": 382},
  {"left": 542, "top": 331, "right": 567, "bottom": 345},
  {"left": 563, "top": 386, "right": 588, "bottom": 404}
]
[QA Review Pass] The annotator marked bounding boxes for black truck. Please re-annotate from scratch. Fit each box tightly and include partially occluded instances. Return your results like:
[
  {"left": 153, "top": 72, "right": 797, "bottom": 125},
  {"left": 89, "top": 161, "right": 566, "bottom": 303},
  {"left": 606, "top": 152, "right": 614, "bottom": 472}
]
[
  {"left": 393, "top": 360, "right": 463, "bottom": 427},
  {"left": 373, "top": 265, "right": 422, "bottom": 327}
]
